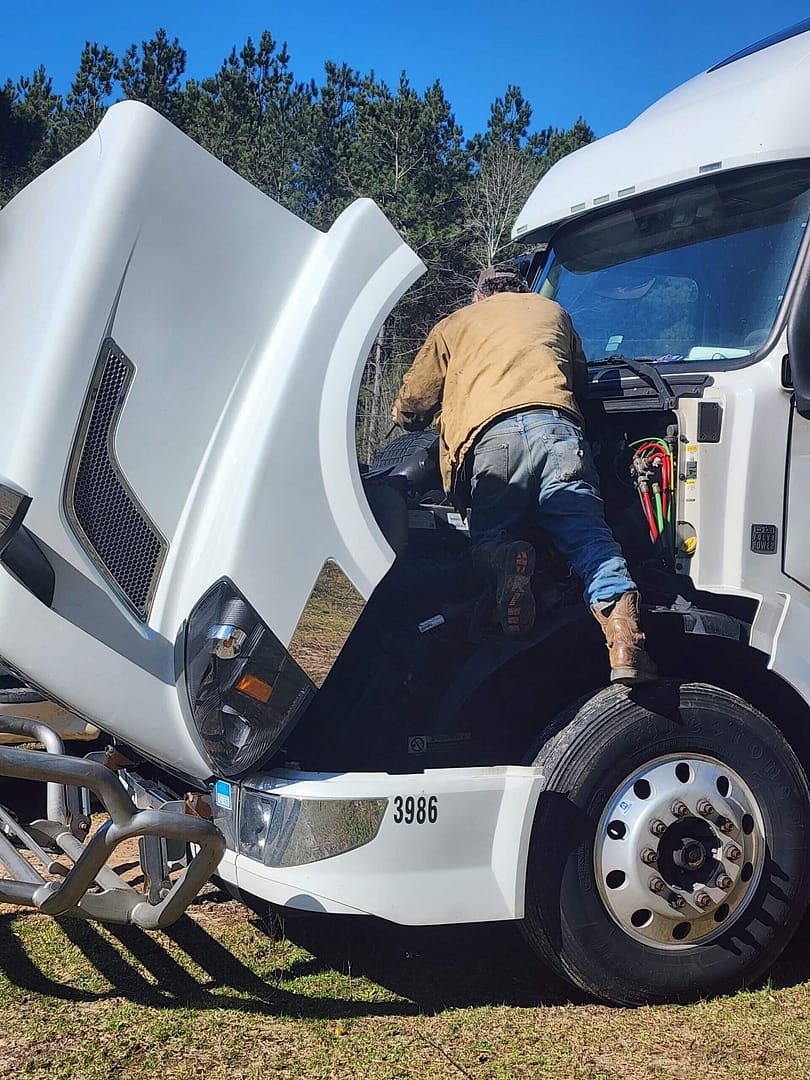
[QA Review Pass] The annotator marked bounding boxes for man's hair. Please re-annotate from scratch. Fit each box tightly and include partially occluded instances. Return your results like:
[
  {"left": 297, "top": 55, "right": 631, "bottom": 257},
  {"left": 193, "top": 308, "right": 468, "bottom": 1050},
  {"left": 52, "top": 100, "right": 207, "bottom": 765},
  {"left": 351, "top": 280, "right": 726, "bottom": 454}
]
[{"left": 476, "top": 263, "right": 529, "bottom": 297}]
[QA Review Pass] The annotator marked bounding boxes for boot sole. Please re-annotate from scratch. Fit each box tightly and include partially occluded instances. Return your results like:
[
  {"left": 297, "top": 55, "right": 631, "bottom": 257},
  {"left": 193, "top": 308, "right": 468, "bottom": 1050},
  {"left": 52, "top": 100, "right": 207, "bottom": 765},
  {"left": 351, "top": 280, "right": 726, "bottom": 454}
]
[{"left": 495, "top": 541, "right": 536, "bottom": 636}]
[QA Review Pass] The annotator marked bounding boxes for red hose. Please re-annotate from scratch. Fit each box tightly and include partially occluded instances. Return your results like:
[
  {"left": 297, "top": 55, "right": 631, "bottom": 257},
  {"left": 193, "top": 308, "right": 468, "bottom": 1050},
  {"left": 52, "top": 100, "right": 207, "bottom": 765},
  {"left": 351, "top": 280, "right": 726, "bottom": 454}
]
[
  {"left": 661, "top": 454, "right": 670, "bottom": 519},
  {"left": 635, "top": 442, "right": 673, "bottom": 526},
  {"left": 641, "top": 489, "right": 658, "bottom": 541}
]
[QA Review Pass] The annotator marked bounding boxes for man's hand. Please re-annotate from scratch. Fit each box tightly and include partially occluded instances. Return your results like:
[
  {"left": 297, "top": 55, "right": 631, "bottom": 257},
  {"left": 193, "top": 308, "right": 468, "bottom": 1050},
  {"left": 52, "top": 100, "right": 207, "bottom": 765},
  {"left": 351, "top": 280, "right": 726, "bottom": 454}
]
[{"left": 392, "top": 397, "right": 437, "bottom": 432}]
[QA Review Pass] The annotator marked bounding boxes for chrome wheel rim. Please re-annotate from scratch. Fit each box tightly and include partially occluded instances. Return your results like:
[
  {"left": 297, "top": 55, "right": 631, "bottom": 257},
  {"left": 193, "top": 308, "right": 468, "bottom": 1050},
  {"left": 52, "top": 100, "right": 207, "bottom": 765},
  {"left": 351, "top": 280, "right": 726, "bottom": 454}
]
[{"left": 595, "top": 753, "right": 765, "bottom": 948}]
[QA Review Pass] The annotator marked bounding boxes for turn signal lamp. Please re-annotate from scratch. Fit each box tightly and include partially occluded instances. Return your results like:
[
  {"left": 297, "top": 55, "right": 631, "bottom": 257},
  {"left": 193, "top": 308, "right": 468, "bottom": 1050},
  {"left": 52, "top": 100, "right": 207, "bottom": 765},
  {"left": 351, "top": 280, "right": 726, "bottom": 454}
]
[{"left": 236, "top": 673, "right": 273, "bottom": 703}]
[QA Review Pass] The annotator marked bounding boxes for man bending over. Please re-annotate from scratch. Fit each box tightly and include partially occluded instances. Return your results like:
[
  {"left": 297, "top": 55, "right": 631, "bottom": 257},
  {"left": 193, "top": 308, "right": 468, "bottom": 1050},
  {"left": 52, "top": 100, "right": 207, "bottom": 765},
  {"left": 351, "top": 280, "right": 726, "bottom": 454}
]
[{"left": 392, "top": 263, "right": 657, "bottom": 685}]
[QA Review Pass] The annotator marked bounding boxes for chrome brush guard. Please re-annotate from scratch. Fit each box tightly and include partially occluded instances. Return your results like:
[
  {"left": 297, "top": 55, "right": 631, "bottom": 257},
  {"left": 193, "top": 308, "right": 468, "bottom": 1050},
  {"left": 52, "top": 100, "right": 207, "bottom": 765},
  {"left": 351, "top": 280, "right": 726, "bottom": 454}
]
[{"left": 0, "top": 717, "right": 224, "bottom": 928}]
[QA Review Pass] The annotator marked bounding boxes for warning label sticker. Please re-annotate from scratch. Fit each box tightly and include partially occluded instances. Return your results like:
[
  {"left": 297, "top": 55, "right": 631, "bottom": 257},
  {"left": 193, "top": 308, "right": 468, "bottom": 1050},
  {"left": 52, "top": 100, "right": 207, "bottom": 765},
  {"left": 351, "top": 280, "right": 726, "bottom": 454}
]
[
  {"left": 408, "top": 732, "right": 472, "bottom": 754},
  {"left": 684, "top": 445, "right": 698, "bottom": 484}
]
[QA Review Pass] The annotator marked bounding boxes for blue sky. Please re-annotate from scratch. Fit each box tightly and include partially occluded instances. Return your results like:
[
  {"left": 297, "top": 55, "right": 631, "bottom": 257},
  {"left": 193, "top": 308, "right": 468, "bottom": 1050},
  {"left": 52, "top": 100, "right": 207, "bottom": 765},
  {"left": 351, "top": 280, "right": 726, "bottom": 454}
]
[{"left": 2, "top": 1, "right": 809, "bottom": 138}]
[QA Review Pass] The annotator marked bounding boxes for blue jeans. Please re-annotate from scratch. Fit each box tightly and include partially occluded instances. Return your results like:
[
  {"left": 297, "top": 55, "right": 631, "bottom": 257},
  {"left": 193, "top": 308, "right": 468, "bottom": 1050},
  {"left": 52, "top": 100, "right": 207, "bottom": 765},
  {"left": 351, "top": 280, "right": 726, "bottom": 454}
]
[{"left": 467, "top": 409, "right": 636, "bottom": 608}]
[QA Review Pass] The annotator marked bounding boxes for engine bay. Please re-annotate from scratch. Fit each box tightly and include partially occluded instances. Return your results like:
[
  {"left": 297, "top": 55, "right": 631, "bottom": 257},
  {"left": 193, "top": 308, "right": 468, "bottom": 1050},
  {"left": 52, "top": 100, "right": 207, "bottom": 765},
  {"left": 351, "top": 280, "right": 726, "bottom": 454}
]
[{"left": 276, "top": 406, "right": 692, "bottom": 775}]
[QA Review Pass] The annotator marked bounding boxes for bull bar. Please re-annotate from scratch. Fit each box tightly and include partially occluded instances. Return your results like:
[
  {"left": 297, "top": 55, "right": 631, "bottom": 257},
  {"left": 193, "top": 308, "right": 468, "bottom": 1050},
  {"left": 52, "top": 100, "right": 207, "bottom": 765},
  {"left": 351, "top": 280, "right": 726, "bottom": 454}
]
[{"left": 0, "top": 716, "right": 224, "bottom": 928}]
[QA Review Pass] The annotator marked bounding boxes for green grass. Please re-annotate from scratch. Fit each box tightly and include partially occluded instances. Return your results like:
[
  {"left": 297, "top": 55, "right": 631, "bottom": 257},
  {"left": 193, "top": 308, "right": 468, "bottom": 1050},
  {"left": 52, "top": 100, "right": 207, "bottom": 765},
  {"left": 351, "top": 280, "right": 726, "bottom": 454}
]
[{"left": 2, "top": 887, "right": 810, "bottom": 1078}]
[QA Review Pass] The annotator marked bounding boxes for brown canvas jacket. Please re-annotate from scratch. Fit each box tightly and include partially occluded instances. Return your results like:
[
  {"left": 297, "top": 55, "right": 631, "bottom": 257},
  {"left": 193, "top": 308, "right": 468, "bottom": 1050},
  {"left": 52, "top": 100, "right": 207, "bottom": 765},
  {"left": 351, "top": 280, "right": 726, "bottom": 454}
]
[{"left": 396, "top": 292, "right": 588, "bottom": 491}]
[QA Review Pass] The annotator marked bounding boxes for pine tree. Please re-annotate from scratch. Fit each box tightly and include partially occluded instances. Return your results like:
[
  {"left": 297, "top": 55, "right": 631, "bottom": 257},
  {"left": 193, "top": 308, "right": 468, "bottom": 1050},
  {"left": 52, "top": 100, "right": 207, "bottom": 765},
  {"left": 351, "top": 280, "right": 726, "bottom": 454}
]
[
  {"left": 182, "top": 32, "right": 316, "bottom": 216},
  {"left": 0, "top": 31, "right": 597, "bottom": 457},
  {"left": 57, "top": 42, "right": 118, "bottom": 154},
  {"left": 0, "top": 67, "right": 61, "bottom": 202},
  {"left": 118, "top": 29, "right": 186, "bottom": 121}
]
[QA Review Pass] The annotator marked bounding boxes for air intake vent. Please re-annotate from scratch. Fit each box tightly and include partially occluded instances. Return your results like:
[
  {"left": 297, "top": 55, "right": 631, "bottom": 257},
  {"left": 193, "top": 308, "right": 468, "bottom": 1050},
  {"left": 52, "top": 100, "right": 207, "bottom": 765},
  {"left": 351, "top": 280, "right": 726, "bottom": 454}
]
[{"left": 65, "top": 339, "right": 167, "bottom": 621}]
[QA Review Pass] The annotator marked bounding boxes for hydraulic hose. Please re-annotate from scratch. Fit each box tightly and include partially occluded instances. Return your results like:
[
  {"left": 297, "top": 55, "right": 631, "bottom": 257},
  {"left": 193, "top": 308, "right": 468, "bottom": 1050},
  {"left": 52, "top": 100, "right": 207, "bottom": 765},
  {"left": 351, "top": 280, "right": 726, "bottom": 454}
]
[
  {"left": 631, "top": 438, "right": 676, "bottom": 551},
  {"left": 653, "top": 489, "right": 665, "bottom": 533}
]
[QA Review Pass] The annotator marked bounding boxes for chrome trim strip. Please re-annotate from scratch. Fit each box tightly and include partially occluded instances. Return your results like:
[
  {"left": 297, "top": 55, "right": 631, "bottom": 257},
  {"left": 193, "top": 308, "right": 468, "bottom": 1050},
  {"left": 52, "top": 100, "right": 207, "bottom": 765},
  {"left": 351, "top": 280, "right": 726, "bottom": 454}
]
[
  {"left": 64, "top": 338, "right": 168, "bottom": 621},
  {"left": 287, "top": 559, "right": 366, "bottom": 686}
]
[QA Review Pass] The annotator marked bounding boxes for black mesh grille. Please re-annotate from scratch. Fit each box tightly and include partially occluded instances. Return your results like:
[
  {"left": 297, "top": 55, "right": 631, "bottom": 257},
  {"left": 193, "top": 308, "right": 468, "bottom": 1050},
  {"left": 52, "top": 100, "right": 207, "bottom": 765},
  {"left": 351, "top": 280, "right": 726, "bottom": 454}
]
[{"left": 66, "top": 341, "right": 167, "bottom": 620}]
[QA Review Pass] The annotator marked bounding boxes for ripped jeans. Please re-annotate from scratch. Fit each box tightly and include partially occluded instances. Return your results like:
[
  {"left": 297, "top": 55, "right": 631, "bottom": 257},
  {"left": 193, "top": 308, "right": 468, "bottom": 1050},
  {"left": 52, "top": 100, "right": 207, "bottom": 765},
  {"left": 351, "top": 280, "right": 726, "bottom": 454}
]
[{"left": 467, "top": 408, "right": 636, "bottom": 608}]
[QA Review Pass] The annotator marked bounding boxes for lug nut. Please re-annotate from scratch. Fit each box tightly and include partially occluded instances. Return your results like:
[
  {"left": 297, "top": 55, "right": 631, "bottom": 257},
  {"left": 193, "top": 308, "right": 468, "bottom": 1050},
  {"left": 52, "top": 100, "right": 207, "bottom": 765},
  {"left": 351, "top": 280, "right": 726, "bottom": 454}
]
[
  {"left": 650, "top": 819, "right": 667, "bottom": 837},
  {"left": 725, "top": 845, "right": 741, "bottom": 862},
  {"left": 671, "top": 801, "right": 689, "bottom": 817},
  {"left": 696, "top": 800, "right": 715, "bottom": 817},
  {"left": 719, "top": 817, "right": 736, "bottom": 834},
  {"left": 649, "top": 876, "right": 666, "bottom": 894},
  {"left": 640, "top": 848, "right": 658, "bottom": 865},
  {"left": 717, "top": 875, "right": 733, "bottom": 891},
  {"left": 695, "top": 891, "right": 712, "bottom": 909},
  {"left": 668, "top": 893, "right": 685, "bottom": 909}
]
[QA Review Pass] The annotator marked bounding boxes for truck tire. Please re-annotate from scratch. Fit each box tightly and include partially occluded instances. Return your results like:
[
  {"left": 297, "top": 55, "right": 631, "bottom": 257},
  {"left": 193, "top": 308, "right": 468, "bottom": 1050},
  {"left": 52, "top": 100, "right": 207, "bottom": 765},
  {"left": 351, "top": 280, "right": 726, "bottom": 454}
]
[{"left": 522, "top": 681, "right": 810, "bottom": 1005}]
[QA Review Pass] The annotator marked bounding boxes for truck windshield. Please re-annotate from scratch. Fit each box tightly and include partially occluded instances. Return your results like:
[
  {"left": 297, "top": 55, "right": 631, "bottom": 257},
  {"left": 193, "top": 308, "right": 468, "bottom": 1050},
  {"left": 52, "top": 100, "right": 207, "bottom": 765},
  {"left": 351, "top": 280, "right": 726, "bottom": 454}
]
[{"left": 538, "top": 161, "right": 810, "bottom": 364}]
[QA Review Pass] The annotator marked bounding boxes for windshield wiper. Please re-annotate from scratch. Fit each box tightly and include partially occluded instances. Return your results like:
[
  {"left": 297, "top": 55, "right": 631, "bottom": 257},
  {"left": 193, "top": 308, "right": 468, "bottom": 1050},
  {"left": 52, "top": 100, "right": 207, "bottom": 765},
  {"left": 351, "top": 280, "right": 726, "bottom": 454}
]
[
  {"left": 588, "top": 355, "right": 642, "bottom": 366},
  {"left": 589, "top": 356, "right": 677, "bottom": 409}
]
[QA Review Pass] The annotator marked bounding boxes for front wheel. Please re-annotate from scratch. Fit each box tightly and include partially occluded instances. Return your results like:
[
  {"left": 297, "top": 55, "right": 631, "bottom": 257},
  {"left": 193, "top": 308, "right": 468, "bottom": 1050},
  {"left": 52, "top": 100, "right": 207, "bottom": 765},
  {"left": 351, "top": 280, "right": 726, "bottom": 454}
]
[{"left": 522, "top": 681, "right": 810, "bottom": 1005}]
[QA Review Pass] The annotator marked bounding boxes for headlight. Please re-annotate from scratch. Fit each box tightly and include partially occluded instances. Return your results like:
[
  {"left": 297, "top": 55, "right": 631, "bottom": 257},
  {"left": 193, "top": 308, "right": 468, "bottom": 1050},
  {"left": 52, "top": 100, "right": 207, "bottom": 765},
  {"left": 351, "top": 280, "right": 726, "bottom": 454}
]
[{"left": 184, "top": 579, "right": 315, "bottom": 777}]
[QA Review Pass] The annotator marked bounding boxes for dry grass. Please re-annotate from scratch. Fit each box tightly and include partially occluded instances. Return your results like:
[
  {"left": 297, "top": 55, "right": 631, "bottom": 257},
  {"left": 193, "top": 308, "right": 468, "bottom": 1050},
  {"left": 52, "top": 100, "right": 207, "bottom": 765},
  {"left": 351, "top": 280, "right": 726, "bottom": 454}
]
[
  {"left": 2, "top": 886, "right": 810, "bottom": 1079},
  {"left": 288, "top": 562, "right": 366, "bottom": 686}
]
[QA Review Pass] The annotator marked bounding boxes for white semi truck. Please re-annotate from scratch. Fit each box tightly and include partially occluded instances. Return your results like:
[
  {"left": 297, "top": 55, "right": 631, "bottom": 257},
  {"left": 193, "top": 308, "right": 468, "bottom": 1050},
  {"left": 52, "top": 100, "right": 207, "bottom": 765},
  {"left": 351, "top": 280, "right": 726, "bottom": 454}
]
[{"left": 3, "top": 20, "right": 810, "bottom": 1006}]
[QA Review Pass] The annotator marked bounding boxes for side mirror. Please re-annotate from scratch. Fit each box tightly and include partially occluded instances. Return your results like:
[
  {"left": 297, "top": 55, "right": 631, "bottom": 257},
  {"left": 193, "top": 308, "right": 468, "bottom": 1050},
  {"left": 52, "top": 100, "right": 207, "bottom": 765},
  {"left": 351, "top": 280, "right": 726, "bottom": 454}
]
[
  {"left": 0, "top": 482, "right": 55, "bottom": 607},
  {"left": 510, "top": 248, "right": 550, "bottom": 291},
  {"left": 0, "top": 482, "right": 31, "bottom": 556}
]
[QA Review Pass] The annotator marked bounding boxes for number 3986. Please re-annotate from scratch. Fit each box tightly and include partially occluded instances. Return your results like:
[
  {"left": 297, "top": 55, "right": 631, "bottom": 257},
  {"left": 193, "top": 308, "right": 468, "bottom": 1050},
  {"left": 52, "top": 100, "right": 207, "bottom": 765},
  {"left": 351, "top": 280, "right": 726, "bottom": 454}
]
[{"left": 392, "top": 795, "right": 438, "bottom": 825}]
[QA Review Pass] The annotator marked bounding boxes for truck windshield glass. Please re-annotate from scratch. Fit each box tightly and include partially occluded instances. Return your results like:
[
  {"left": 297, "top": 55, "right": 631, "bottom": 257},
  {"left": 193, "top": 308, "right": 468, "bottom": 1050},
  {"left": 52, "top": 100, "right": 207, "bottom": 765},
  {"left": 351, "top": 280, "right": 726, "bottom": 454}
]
[{"left": 538, "top": 162, "right": 810, "bottom": 364}]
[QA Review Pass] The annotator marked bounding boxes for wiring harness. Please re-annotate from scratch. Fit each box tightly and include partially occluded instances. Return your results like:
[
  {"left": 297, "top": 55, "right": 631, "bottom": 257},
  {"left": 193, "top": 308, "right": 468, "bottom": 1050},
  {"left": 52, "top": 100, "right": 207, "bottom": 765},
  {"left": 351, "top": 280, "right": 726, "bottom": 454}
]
[{"left": 630, "top": 437, "right": 675, "bottom": 555}]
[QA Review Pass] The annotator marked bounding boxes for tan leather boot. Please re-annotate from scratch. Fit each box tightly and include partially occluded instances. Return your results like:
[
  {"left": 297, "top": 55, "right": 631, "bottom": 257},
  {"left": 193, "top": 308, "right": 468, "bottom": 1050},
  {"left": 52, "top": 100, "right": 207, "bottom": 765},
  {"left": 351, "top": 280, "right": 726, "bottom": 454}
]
[{"left": 592, "top": 591, "right": 658, "bottom": 684}]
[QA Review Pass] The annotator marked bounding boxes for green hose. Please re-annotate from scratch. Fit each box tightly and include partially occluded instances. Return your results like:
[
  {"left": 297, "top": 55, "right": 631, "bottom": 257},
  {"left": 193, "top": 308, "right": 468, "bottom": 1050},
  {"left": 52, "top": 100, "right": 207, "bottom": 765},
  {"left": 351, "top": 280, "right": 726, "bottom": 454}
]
[{"left": 654, "top": 490, "right": 665, "bottom": 534}]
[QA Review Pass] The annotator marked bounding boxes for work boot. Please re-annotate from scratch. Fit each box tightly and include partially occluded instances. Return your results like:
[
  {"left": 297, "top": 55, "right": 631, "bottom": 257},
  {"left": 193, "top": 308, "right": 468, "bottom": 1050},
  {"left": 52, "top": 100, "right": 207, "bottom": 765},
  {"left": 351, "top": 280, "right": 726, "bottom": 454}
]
[
  {"left": 591, "top": 591, "right": 658, "bottom": 684},
  {"left": 494, "top": 540, "right": 536, "bottom": 637}
]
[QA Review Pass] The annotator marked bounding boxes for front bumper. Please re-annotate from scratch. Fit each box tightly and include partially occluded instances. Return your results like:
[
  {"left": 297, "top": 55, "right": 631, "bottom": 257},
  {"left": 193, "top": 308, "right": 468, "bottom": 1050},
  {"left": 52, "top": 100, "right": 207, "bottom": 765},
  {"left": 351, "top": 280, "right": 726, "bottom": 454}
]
[{"left": 214, "top": 766, "right": 543, "bottom": 925}]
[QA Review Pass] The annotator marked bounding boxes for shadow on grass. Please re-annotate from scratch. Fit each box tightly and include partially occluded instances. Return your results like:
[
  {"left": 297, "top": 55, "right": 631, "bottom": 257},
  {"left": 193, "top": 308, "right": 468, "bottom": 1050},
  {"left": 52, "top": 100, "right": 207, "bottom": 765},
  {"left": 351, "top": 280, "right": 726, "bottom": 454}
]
[
  {"left": 765, "top": 907, "right": 810, "bottom": 992},
  {"left": 271, "top": 907, "right": 580, "bottom": 1012},
  {"left": 4, "top": 884, "right": 808, "bottom": 1016},
  {"left": 0, "top": 884, "right": 577, "bottom": 1017}
]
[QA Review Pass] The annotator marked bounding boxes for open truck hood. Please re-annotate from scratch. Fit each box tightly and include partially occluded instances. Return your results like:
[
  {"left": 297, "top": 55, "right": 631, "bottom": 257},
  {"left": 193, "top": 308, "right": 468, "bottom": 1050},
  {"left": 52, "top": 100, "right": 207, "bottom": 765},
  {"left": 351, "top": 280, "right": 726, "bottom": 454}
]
[{"left": 0, "top": 101, "right": 425, "bottom": 779}]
